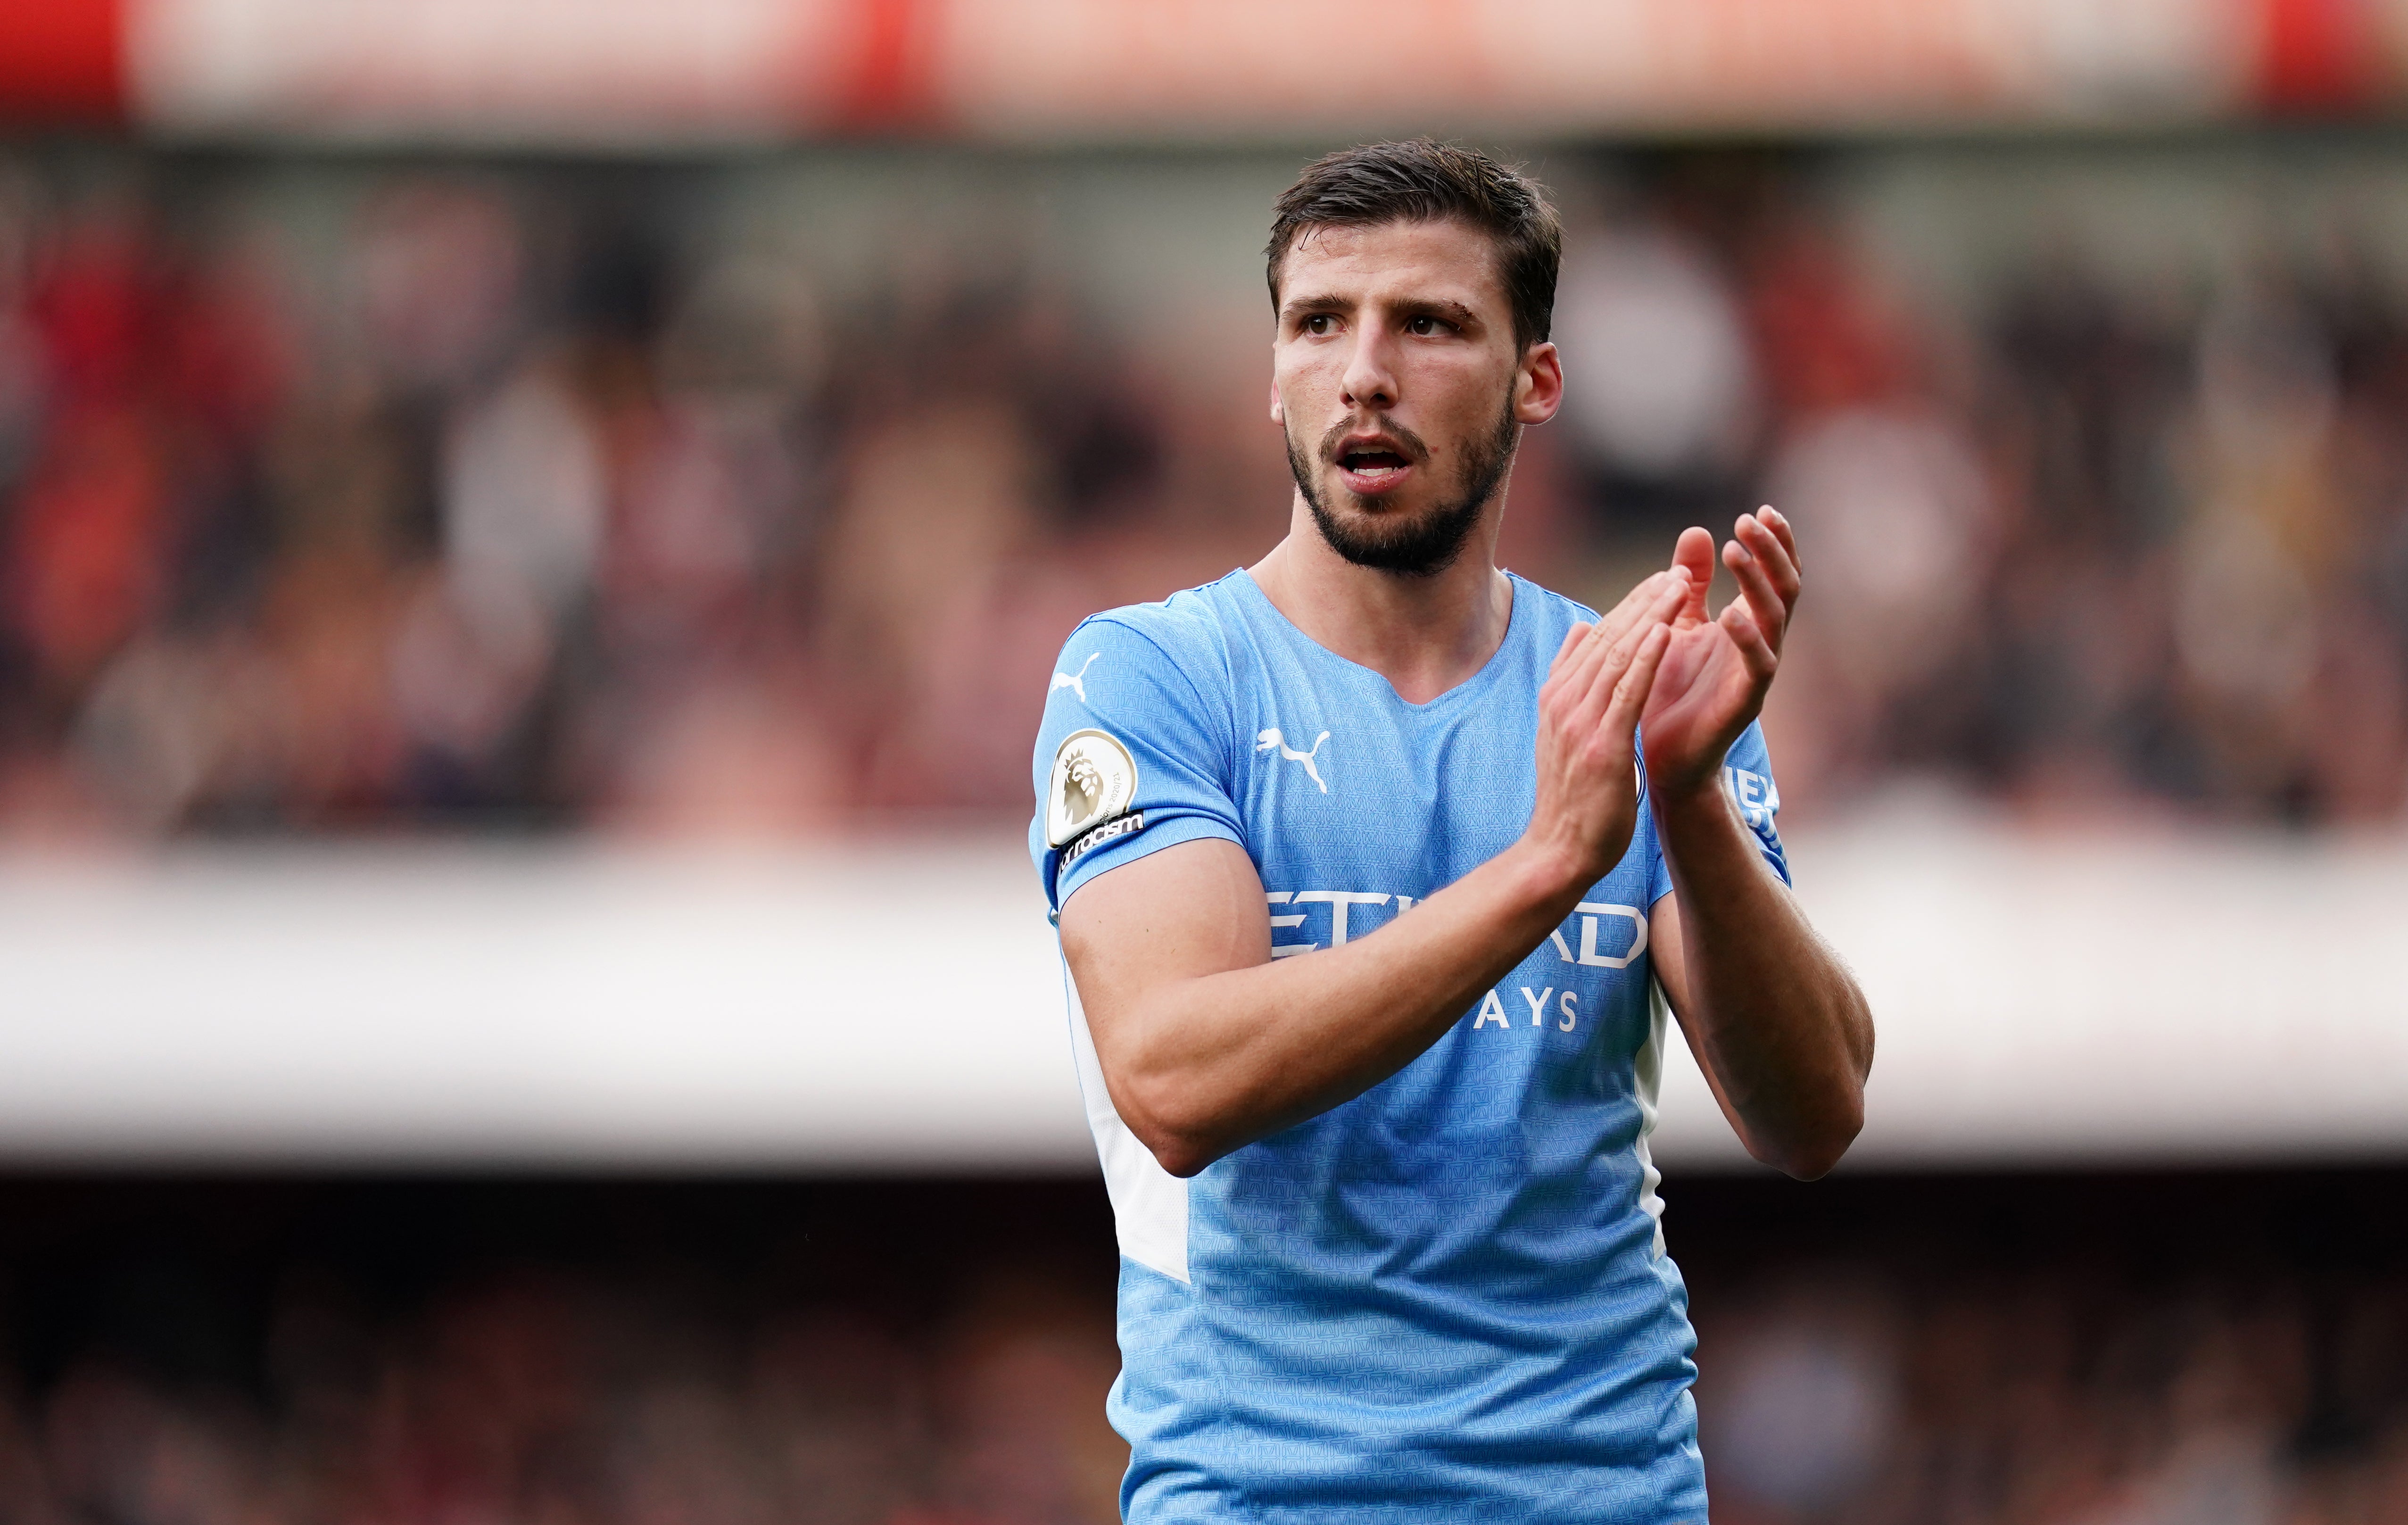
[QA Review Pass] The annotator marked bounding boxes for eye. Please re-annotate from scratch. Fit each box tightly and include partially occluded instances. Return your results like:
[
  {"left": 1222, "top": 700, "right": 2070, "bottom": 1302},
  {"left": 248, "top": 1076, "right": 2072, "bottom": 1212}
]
[
  {"left": 1406, "top": 315, "right": 1454, "bottom": 337},
  {"left": 1302, "top": 314, "right": 1335, "bottom": 336}
]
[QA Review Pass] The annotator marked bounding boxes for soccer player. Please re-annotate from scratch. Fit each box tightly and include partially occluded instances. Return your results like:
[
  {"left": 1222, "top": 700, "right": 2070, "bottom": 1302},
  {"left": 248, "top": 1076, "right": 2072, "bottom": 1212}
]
[{"left": 1029, "top": 141, "right": 1873, "bottom": 1521}]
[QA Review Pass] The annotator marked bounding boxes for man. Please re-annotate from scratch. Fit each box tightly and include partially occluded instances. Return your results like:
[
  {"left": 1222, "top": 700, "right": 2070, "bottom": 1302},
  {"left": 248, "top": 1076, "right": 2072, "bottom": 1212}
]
[{"left": 1028, "top": 141, "right": 1872, "bottom": 1521}]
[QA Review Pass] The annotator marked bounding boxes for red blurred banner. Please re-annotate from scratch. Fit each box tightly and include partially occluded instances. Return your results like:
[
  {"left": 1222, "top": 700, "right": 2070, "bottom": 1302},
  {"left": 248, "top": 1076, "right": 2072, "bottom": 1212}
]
[
  {"left": 0, "top": 0, "right": 2399, "bottom": 143},
  {"left": 2257, "top": 0, "right": 2392, "bottom": 110},
  {"left": 0, "top": 0, "right": 124, "bottom": 124}
]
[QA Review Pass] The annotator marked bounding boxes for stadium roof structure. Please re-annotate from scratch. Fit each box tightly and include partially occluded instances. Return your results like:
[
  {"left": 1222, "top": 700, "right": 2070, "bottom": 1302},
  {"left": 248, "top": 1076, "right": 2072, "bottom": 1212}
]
[{"left": 1, "top": 0, "right": 2405, "bottom": 147}]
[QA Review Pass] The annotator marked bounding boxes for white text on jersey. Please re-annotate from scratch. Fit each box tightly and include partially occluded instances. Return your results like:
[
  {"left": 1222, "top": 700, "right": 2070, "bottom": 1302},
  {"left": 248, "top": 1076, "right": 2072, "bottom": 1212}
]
[{"left": 1264, "top": 890, "right": 1645, "bottom": 971}]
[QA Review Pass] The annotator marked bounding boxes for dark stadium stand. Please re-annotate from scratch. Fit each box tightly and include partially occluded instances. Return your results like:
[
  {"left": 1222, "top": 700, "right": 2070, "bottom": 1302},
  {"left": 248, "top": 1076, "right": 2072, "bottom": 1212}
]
[{"left": 0, "top": 1169, "right": 2397, "bottom": 1523}]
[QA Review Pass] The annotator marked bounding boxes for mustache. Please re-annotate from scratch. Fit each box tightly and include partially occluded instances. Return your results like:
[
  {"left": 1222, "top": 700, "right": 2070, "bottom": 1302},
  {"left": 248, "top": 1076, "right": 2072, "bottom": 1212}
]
[{"left": 1318, "top": 413, "right": 1432, "bottom": 465}]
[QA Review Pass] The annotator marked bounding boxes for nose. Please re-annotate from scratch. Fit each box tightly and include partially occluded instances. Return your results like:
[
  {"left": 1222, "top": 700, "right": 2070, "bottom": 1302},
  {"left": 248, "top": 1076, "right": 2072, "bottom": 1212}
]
[{"left": 1340, "top": 325, "right": 1398, "bottom": 413}]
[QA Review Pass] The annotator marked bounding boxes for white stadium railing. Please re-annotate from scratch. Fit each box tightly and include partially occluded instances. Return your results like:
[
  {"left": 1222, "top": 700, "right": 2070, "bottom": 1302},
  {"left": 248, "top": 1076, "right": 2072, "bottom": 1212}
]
[{"left": 0, "top": 823, "right": 2400, "bottom": 1171}]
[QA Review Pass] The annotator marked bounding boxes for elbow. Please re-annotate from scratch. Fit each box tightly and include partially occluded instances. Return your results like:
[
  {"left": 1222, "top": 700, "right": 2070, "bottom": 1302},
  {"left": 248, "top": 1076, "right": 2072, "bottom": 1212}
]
[
  {"left": 1134, "top": 1121, "right": 1218, "bottom": 1180},
  {"left": 1764, "top": 1129, "right": 1855, "bottom": 1182},
  {"left": 1762, "top": 996, "right": 1874, "bottom": 1180},
  {"left": 1752, "top": 1093, "right": 1864, "bottom": 1182},
  {"left": 1093, "top": 1012, "right": 1233, "bottom": 1178},
  {"left": 1116, "top": 1072, "right": 1225, "bottom": 1180},
  {"left": 1148, "top": 1136, "right": 1216, "bottom": 1179}
]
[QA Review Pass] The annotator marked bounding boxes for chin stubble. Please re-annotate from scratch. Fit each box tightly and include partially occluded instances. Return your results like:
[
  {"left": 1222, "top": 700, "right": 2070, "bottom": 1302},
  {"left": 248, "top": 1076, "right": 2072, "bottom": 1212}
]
[{"left": 1288, "top": 398, "right": 1521, "bottom": 579}]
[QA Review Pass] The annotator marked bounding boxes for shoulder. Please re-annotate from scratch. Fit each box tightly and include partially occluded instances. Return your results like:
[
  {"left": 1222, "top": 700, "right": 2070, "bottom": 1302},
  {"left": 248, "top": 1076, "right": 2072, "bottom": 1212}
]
[
  {"left": 1071, "top": 579, "right": 1232, "bottom": 655},
  {"left": 1507, "top": 572, "right": 1604, "bottom": 646},
  {"left": 1057, "top": 575, "right": 1247, "bottom": 701}
]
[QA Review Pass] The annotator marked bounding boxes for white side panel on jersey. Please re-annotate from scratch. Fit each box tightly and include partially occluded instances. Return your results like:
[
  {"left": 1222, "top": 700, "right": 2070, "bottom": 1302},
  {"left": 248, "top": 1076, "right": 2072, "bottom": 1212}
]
[
  {"left": 1060, "top": 958, "right": 1190, "bottom": 1283},
  {"left": 1634, "top": 976, "right": 1672, "bottom": 1259}
]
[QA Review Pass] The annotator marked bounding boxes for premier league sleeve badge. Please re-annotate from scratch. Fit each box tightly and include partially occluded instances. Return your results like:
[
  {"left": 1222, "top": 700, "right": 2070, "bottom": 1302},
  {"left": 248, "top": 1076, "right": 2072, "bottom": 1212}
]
[{"left": 1046, "top": 728, "right": 1141, "bottom": 848}]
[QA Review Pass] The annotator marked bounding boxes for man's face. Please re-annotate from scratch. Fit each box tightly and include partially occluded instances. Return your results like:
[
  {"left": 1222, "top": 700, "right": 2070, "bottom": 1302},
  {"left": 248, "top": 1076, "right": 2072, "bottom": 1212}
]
[{"left": 1270, "top": 218, "right": 1561, "bottom": 576}]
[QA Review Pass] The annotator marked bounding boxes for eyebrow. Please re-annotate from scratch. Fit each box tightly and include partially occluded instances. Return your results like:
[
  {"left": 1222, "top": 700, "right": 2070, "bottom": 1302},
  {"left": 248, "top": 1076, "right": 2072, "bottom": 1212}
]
[
  {"left": 1393, "top": 298, "right": 1481, "bottom": 329},
  {"left": 1280, "top": 292, "right": 1351, "bottom": 320},
  {"left": 1279, "top": 294, "right": 1484, "bottom": 328}
]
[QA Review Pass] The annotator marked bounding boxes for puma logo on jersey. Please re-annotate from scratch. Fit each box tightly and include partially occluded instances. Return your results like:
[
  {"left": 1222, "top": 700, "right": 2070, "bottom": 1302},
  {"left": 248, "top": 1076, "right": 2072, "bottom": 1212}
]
[
  {"left": 1051, "top": 653, "right": 1100, "bottom": 704},
  {"left": 1256, "top": 727, "right": 1330, "bottom": 793}
]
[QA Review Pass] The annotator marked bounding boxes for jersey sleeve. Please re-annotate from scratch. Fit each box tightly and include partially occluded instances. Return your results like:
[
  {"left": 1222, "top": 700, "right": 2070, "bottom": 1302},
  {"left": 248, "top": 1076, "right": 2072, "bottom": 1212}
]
[
  {"left": 1721, "top": 719, "right": 1790, "bottom": 885},
  {"left": 1644, "top": 718, "right": 1791, "bottom": 904},
  {"left": 1029, "top": 613, "right": 1245, "bottom": 920}
]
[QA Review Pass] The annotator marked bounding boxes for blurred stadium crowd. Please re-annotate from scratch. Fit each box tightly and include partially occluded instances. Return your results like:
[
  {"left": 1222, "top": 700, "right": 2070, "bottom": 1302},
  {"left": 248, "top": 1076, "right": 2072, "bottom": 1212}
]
[
  {"left": 6, "top": 1268, "right": 1129, "bottom": 1525},
  {"left": 0, "top": 1174, "right": 2394, "bottom": 1525},
  {"left": 0, "top": 142, "right": 2398, "bottom": 838},
  {"left": 1692, "top": 1269, "right": 2408, "bottom": 1525},
  {"left": 1, "top": 143, "right": 2406, "bottom": 838},
  {"left": 0, "top": 150, "right": 1277, "bottom": 840}
]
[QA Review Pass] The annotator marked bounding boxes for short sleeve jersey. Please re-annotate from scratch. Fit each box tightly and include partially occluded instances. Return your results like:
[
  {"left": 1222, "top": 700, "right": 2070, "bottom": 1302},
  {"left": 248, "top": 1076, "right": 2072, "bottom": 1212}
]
[{"left": 1029, "top": 569, "right": 1787, "bottom": 1524}]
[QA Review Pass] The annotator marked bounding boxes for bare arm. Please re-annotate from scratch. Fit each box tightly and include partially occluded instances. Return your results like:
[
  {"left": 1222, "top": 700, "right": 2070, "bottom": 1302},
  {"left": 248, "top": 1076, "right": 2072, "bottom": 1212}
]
[
  {"left": 1060, "top": 570, "right": 1691, "bottom": 1177},
  {"left": 1642, "top": 507, "right": 1873, "bottom": 1179},
  {"left": 1648, "top": 810, "right": 1870, "bottom": 1180}
]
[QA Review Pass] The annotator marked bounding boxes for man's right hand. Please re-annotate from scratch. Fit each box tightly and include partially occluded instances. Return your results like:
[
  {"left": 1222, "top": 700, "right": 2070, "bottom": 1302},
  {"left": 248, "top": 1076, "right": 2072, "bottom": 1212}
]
[{"left": 1521, "top": 568, "right": 1688, "bottom": 893}]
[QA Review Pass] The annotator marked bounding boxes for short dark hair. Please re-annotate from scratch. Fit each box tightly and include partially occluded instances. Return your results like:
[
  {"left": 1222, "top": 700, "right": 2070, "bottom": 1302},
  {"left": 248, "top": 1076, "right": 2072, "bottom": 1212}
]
[{"left": 1266, "top": 140, "right": 1562, "bottom": 354}]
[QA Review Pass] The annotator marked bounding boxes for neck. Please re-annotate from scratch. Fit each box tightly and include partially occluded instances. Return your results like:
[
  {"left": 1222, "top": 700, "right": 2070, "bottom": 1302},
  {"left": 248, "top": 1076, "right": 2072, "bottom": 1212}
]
[{"left": 1248, "top": 489, "right": 1514, "bottom": 705}]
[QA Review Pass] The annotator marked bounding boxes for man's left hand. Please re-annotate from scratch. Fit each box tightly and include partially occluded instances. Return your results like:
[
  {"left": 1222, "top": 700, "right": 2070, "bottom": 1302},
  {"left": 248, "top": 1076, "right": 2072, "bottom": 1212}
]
[{"left": 1640, "top": 506, "right": 1801, "bottom": 798}]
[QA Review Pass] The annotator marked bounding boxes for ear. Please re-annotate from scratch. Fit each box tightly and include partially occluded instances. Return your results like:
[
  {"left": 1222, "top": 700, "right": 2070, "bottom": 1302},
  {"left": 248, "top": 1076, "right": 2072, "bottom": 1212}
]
[
  {"left": 1268, "top": 381, "right": 1284, "bottom": 426},
  {"left": 1514, "top": 341, "right": 1563, "bottom": 426}
]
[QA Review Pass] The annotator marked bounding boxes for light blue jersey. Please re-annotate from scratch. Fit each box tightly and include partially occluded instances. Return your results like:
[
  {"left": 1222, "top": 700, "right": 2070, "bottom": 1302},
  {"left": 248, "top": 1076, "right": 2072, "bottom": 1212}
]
[{"left": 1029, "top": 568, "right": 1787, "bottom": 1523}]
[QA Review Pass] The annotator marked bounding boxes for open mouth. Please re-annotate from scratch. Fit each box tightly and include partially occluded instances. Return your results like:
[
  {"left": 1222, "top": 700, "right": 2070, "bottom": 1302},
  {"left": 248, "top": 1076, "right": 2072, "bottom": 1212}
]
[{"left": 1336, "top": 444, "right": 1414, "bottom": 489}]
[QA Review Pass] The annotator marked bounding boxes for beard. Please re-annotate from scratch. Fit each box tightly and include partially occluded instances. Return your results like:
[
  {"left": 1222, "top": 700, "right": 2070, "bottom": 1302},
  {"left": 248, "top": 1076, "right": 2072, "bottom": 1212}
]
[{"left": 1286, "top": 397, "right": 1521, "bottom": 578}]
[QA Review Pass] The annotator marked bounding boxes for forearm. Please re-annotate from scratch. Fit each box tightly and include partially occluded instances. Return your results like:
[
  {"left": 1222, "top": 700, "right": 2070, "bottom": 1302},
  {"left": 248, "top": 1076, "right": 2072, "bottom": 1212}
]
[
  {"left": 1654, "top": 781, "right": 1871, "bottom": 1177},
  {"left": 1092, "top": 839, "right": 1586, "bottom": 1176}
]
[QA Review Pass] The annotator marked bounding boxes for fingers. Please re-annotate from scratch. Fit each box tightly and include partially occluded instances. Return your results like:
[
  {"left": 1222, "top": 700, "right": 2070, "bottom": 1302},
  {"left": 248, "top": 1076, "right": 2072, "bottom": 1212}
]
[
  {"left": 1594, "top": 567, "right": 1685, "bottom": 651},
  {"left": 1601, "top": 622, "right": 1673, "bottom": 733},
  {"left": 1551, "top": 567, "right": 1686, "bottom": 703},
  {"left": 1721, "top": 600, "right": 1778, "bottom": 682},
  {"left": 1724, "top": 510, "right": 1797, "bottom": 655},
  {"left": 1671, "top": 527, "right": 1714, "bottom": 628},
  {"left": 1573, "top": 574, "right": 1688, "bottom": 727},
  {"left": 1549, "top": 568, "right": 1671, "bottom": 680},
  {"left": 1758, "top": 504, "right": 1800, "bottom": 574},
  {"left": 1735, "top": 507, "right": 1801, "bottom": 606},
  {"left": 1548, "top": 621, "right": 1589, "bottom": 680}
]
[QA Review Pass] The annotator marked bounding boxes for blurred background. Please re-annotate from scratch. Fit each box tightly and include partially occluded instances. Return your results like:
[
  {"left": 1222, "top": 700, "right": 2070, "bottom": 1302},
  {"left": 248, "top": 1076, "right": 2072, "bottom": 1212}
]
[{"left": 2, "top": 0, "right": 2408, "bottom": 1520}]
